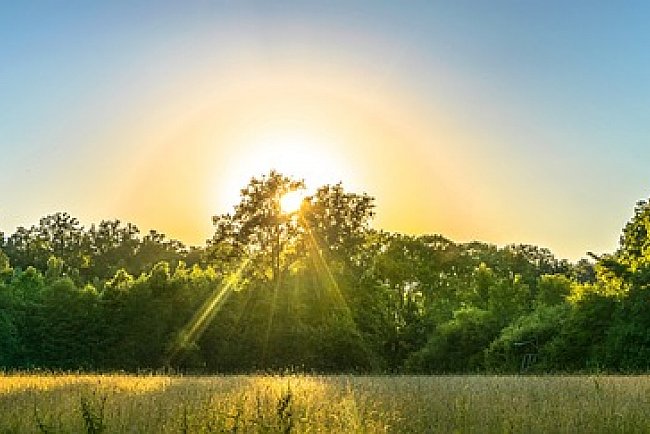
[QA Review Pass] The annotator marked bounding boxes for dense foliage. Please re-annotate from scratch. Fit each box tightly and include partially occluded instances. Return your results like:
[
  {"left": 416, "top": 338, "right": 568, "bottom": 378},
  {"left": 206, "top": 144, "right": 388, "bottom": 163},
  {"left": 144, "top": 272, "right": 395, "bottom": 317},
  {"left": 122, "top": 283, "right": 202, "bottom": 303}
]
[{"left": 1, "top": 171, "right": 649, "bottom": 373}]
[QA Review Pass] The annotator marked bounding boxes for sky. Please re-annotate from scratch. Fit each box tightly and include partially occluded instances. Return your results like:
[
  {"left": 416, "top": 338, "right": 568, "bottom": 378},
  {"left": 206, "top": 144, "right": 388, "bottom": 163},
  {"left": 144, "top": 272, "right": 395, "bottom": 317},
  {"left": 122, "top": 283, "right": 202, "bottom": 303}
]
[{"left": 1, "top": 1, "right": 649, "bottom": 261}]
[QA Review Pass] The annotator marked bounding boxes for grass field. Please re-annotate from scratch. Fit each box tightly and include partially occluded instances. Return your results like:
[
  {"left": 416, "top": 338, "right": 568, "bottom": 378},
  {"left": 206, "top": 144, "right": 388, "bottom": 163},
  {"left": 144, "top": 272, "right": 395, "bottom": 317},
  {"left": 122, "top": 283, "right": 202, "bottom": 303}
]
[{"left": 1, "top": 373, "right": 650, "bottom": 433}]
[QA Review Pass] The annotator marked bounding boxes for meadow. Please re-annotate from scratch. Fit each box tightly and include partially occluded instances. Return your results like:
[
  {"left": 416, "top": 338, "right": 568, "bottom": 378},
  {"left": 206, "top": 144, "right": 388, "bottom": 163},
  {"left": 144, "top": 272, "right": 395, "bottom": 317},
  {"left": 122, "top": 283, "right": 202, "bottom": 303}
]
[{"left": 1, "top": 374, "right": 650, "bottom": 433}]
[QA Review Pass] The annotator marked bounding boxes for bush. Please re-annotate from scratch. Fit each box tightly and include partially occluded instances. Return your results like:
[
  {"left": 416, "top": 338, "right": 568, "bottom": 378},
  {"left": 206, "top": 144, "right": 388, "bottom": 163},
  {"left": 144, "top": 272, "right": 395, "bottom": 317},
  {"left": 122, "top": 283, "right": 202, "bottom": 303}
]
[
  {"left": 405, "top": 307, "right": 500, "bottom": 373},
  {"left": 485, "top": 304, "right": 570, "bottom": 372}
]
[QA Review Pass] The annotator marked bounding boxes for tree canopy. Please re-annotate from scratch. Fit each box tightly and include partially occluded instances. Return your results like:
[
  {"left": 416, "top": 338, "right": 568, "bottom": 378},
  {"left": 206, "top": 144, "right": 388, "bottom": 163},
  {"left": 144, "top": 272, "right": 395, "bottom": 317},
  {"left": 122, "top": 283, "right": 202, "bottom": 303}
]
[{"left": 0, "top": 171, "right": 649, "bottom": 373}]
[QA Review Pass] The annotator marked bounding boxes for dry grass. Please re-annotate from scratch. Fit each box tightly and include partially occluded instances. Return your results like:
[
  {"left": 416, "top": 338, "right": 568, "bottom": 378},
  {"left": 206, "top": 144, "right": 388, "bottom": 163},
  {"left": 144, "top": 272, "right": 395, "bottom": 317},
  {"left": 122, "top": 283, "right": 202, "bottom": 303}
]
[{"left": 1, "top": 373, "right": 650, "bottom": 433}]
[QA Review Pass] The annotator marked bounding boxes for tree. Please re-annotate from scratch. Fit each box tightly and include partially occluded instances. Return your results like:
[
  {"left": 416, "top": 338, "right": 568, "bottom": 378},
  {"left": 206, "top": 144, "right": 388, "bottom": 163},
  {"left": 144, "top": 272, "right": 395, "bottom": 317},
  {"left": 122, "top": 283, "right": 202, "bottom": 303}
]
[
  {"left": 0, "top": 254, "right": 18, "bottom": 367},
  {"left": 542, "top": 292, "right": 615, "bottom": 371},
  {"left": 210, "top": 171, "right": 376, "bottom": 277},
  {"left": 203, "top": 172, "right": 384, "bottom": 370},
  {"left": 571, "top": 258, "right": 596, "bottom": 284},
  {"left": 485, "top": 304, "right": 571, "bottom": 372},
  {"left": 0, "top": 248, "right": 12, "bottom": 283},
  {"left": 132, "top": 230, "right": 186, "bottom": 275},
  {"left": 85, "top": 220, "right": 140, "bottom": 279},
  {"left": 301, "top": 183, "right": 375, "bottom": 263},
  {"left": 592, "top": 198, "right": 650, "bottom": 370},
  {"left": 209, "top": 170, "right": 305, "bottom": 283},
  {"left": 405, "top": 307, "right": 500, "bottom": 373},
  {"left": 369, "top": 233, "right": 462, "bottom": 369},
  {"left": 4, "top": 212, "right": 87, "bottom": 279},
  {"left": 535, "top": 274, "right": 572, "bottom": 307}
]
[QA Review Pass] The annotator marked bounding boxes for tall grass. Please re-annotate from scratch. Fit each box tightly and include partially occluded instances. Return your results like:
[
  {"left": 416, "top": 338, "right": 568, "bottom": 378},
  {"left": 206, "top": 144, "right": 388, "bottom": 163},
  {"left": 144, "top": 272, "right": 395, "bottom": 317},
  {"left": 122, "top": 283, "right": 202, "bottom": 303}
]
[{"left": 1, "top": 373, "right": 650, "bottom": 432}]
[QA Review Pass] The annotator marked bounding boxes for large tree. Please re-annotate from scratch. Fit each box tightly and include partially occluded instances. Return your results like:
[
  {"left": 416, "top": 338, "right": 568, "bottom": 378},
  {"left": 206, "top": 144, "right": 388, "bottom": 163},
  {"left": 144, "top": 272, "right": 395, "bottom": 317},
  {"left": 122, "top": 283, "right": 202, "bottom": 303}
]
[
  {"left": 301, "top": 183, "right": 375, "bottom": 263},
  {"left": 209, "top": 170, "right": 305, "bottom": 283},
  {"left": 209, "top": 171, "right": 376, "bottom": 282},
  {"left": 4, "top": 212, "right": 87, "bottom": 276}
]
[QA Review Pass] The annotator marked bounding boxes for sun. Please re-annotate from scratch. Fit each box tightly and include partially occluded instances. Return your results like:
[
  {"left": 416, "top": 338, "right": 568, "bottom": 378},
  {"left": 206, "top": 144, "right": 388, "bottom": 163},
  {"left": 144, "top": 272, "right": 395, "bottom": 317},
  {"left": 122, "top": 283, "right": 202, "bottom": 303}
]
[
  {"left": 280, "top": 190, "right": 305, "bottom": 214},
  {"left": 216, "top": 127, "right": 359, "bottom": 211}
]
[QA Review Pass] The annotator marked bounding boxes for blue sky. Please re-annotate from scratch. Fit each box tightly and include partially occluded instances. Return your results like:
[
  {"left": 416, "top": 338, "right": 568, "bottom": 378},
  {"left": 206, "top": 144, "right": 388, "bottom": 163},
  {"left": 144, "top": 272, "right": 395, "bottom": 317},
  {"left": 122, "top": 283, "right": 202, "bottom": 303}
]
[{"left": 1, "top": 1, "right": 649, "bottom": 260}]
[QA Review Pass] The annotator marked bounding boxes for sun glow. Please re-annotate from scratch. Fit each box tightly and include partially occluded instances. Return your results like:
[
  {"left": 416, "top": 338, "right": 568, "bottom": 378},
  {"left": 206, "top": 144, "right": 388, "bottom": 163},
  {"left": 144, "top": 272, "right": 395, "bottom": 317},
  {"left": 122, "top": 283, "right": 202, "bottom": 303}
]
[
  {"left": 217, "top": 129, "right": 356, "bottom": 212},
  {"left": 280, "top": 190, "right": 305, "bottom": 214}
]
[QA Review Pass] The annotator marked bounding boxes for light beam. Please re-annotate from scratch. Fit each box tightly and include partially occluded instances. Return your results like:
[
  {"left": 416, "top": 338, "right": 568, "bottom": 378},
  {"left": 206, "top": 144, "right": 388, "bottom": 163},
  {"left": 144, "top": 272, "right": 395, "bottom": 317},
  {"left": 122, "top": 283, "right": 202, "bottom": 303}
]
[{"left": 166, "top": 258, "right": 250, "bottom": 364}]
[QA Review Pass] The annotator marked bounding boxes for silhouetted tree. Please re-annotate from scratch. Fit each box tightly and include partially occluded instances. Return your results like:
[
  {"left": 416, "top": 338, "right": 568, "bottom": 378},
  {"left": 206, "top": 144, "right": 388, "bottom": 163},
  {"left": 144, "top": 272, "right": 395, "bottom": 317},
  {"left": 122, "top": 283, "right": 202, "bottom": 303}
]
[{"left": 209, "top": 170, "right": 305, "bottom": 283}]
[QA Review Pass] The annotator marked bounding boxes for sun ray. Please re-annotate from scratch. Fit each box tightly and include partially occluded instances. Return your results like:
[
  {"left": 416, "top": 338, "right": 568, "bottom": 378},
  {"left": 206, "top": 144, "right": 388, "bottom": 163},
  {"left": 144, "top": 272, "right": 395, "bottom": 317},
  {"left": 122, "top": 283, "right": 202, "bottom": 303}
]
[
  {"left": 227, "top": 280, "right": 256, "bottom": 334},
  {"left": 301, "top": 217, "right": 354, "bottom": 320},
  {"left": 290, "top": 269, "right": 301, "bottom": 318},
  {"left": 166, "top": 258, "right": 251, "bottom": 364},
  {"left": 262, "top": 278, "right": 281, "bottom": 365}
]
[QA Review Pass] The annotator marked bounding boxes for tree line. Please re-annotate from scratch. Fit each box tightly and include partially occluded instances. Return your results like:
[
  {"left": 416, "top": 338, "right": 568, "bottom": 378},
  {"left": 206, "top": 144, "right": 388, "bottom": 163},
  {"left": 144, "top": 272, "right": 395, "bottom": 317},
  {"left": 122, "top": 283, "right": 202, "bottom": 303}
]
[{"left": 1, "top": 170, "right": 649, "bottom": 373}]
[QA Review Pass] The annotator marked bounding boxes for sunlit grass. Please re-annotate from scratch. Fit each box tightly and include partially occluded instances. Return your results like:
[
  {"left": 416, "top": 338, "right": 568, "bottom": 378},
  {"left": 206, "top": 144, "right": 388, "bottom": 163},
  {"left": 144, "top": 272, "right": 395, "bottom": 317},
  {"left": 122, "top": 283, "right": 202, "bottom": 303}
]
[
  {"left": 0, "top": 373, "right": 169, "bottom": 395},
  {"left": 2, "top": 374, "right": 650, "bottom": 433}
]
